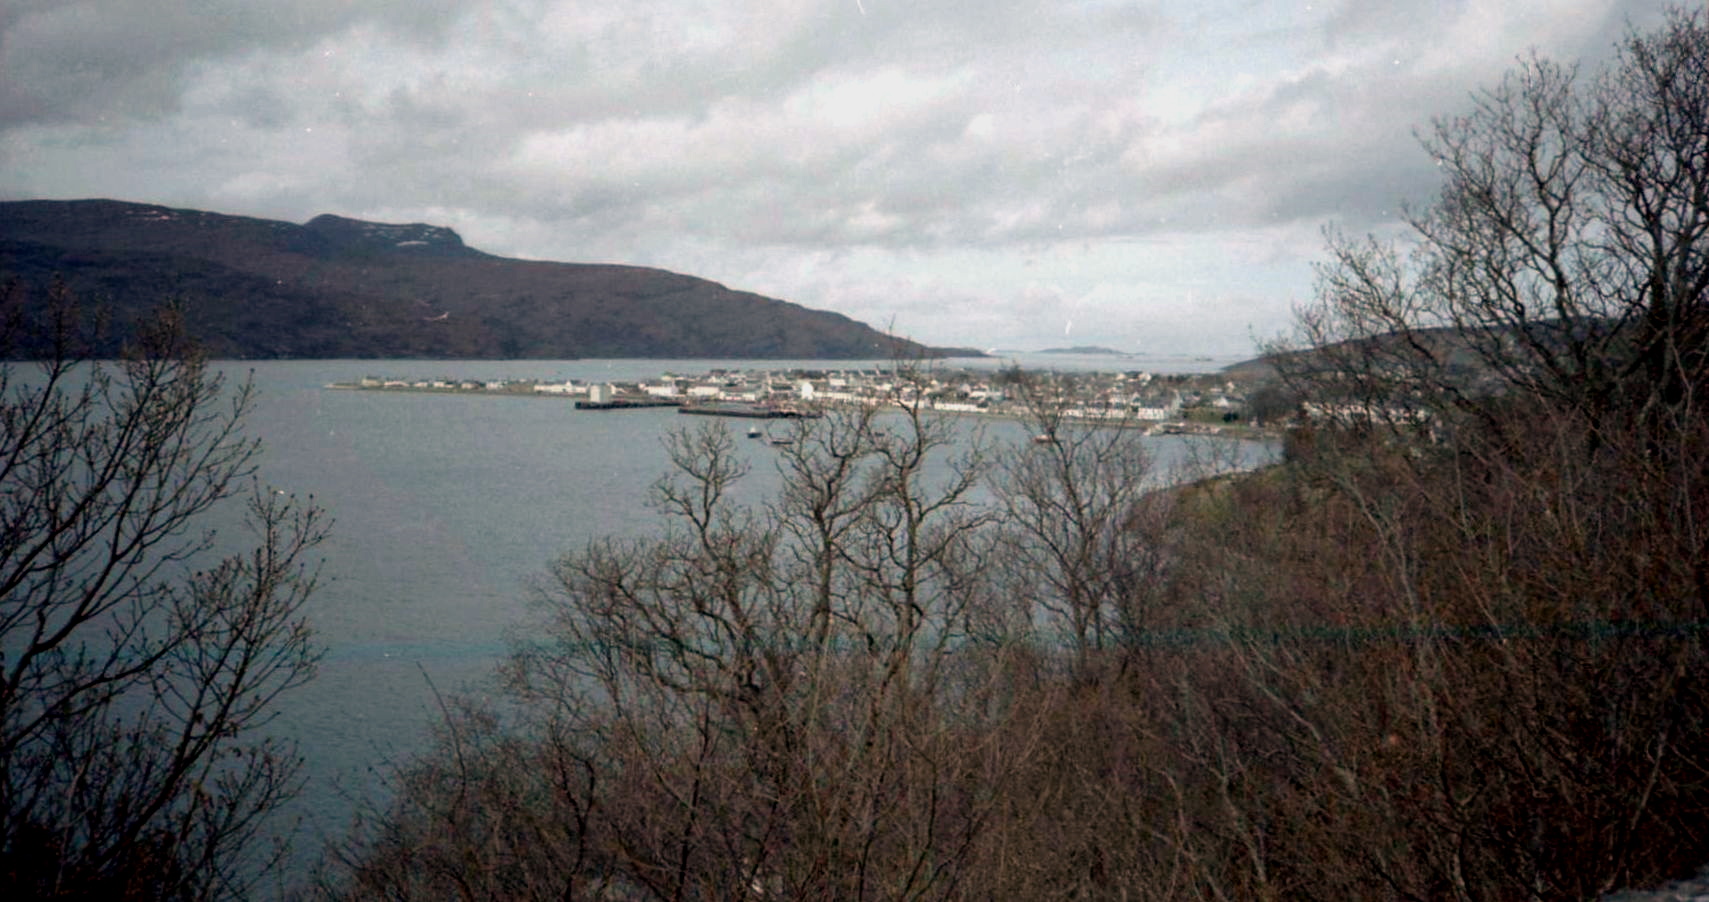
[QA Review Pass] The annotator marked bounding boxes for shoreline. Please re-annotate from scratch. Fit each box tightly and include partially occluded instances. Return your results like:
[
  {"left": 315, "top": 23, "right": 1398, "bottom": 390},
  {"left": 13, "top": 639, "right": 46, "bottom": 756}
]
[{"left": 326, "top": 377, "right": 1280, "bottom": 442}]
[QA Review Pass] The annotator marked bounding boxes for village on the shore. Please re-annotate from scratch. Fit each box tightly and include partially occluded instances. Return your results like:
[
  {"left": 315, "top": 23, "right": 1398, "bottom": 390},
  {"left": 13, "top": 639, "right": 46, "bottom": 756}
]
[{"left": 332, "top": 364, "right": 1278, "bottom": 436}]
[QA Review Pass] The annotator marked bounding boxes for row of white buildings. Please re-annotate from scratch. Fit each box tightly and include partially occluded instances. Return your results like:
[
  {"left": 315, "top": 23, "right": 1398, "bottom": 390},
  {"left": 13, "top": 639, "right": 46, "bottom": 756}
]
[
  {"left": 540, "top": 369, "right": 1195, "bottom": 421},
  {"left": 350, "top": 367, "right": 1246, "bottom": 423}
]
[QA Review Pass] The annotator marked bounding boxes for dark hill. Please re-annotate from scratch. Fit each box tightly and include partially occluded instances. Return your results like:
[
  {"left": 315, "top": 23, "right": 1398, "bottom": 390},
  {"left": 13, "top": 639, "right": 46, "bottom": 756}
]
[
  {"left": 0, "top": 199, "right": 973, "bottom": 360},
  {"left": 1221, "top": 321, "right": 1598, "bottom": 381}
]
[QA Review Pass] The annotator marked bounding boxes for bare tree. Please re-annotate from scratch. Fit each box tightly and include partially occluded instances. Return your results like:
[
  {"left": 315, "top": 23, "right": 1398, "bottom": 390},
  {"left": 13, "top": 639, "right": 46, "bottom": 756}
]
[
  {"left": 989, "top": 369, "right": 1162, "bottom": 675},
  {"left": 1291, "top": 6, "right": 1709, "bottom": 452},
  {"left": 506, "top": 380, "right": 1007, "bottom": 899},
  {"left": 328, "top": 364, "right": 1068, "bottom": 900},
  {"left": 0, "top": 280, "right": 327, "bottom": 900},
  {"left": 1206, "top": 9, "right": 1709, "bottom": 896}
]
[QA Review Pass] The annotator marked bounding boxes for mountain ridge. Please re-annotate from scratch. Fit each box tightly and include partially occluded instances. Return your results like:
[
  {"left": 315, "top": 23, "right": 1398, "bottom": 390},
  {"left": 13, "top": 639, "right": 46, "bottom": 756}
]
[{"left": 0, "top": 199, "right": 975, "bottom": 360}]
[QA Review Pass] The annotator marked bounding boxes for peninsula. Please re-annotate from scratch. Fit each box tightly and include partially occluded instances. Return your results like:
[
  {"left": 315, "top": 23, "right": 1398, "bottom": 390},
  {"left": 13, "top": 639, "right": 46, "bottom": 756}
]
[{"left": 330, "top": 364, "right": 1268, "bottom": 436}]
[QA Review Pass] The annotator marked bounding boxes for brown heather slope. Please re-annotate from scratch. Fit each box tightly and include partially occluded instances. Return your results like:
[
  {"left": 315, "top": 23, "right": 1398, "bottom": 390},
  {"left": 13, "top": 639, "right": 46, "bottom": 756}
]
[{"left": 0, "top": 199, "right": 974, "bottom": 360}]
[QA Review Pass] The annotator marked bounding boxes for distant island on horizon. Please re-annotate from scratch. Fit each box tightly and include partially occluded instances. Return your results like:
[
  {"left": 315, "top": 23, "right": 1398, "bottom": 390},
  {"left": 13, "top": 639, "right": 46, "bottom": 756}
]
[
  {"left": 1033, "top": 345, "right": 1133, "bottom": 356},
  {"left": 0, "top": 198, "right": 984, "bottom": 361},
  {"left": 980, "top": 346, "right": 1239, "bottom": 361}
]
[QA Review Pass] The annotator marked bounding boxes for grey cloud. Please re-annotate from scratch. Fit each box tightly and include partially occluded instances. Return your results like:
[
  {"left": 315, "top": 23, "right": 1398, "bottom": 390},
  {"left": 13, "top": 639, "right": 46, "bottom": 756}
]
[
  {"left": 1320, "top": 0, "right": 1675, "bottom": 64},
  {"left": 0, "top": 0, "right": 469, "bottom": 128},
  {"left": 5, "top": 0, "right": 1174, "bottom": 252},
  {"left": 1318, "top": 0, "right": 1441, "bottom": 51}
]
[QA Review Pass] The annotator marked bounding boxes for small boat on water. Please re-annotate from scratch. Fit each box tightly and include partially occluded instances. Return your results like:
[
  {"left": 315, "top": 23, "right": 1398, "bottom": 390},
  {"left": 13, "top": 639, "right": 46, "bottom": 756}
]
[{"left": 747, "top": 426, "right": 763, "bottom": 439}]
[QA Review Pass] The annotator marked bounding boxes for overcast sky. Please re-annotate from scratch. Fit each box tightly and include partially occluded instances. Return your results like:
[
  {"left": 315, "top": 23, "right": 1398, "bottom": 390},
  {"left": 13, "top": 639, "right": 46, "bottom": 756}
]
[{"left": 0, "top": 0, "right": 1677, "bottom": 356}]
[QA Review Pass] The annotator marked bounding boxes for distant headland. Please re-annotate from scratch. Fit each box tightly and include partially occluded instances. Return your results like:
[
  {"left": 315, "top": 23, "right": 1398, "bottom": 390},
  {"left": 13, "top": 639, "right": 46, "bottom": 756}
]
[{"left": 0, "top": 199, "right": 983, "bottom": 361}]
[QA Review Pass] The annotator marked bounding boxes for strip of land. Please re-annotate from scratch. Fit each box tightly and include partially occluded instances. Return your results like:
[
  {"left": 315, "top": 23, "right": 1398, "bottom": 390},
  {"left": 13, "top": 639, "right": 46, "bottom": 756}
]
[{"left": 329, "top": 365, "right": 1271, "bottom": 437}]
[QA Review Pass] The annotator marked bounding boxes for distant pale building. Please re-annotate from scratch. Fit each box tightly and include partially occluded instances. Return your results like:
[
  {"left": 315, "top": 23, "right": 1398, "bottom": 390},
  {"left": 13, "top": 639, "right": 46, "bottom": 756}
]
[{"left": 1130, "top": 391, "right": 1184, "bottom": 421}]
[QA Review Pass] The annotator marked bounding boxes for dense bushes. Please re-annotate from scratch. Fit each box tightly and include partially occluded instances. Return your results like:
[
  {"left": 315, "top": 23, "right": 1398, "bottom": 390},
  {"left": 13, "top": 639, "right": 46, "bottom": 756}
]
[{"left": 317, "top": 394, "right": 1709, "bottom": 899}]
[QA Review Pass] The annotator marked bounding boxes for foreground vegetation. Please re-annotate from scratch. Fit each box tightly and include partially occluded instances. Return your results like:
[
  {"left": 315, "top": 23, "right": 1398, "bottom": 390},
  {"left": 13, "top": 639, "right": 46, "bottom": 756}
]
[
  {"left": 320, "top": 10, "right": 1709, "bottom": 900},
  {"left": 0, "top": 282, "right": 327, "bottom": 899}
]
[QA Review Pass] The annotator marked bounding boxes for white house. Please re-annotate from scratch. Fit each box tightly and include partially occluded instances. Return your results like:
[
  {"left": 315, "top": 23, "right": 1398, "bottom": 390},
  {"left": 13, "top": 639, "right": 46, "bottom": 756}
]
[{"left": 1130, "top": 391, "right": 1184, "bottom": 421}]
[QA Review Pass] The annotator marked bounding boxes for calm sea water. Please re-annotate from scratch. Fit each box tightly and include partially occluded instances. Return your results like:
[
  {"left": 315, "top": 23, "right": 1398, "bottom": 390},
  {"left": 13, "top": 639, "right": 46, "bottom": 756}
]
[{"left": 219, "top": 357, "right": 1264, "bottom": 889}]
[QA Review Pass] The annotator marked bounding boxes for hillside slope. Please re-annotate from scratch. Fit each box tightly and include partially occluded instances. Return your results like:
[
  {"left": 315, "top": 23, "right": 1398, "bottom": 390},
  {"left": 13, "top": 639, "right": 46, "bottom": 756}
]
[{"left": 0, "top": 199, "right": 967, "bottom": 359}]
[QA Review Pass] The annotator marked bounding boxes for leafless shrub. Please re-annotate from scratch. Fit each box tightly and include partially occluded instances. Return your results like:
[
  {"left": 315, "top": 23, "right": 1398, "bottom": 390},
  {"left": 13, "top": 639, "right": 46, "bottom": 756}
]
[{"left": 0, "top": 278, "right": 327, "bottom": 900}]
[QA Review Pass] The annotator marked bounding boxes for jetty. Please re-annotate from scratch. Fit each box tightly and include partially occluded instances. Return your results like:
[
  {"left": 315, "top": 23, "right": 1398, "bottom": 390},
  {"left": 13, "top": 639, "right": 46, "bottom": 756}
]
[
  {"left": 679, "top": 403, "right": 821, "bottom": 420},
  {"left": 574, "top": 398, "right": 683, "bottom": 411}
]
